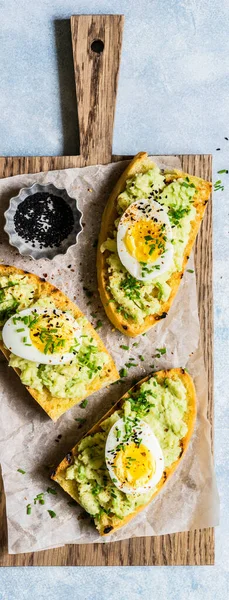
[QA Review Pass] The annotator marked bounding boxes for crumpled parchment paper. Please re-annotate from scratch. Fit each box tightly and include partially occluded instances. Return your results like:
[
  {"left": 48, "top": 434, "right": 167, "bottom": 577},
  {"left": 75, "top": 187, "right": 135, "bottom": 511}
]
[{"left": 0, "top": 157, "right": 219, "bottom": 553}]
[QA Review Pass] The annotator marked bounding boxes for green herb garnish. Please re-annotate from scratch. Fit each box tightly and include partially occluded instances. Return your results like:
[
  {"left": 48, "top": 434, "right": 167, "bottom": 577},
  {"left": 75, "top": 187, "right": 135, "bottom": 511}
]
[
  {"left": 47, "top": 510, "right": 56, "bottom": 519},
  {"left": 214, "top": 180, "right": 224, "bottom": 191},
  {"left": 17, "top": 468, "right": 26, "bottom": 474},
  {"left": 47, "top": 487, "right": 57, "bottom": 495},
  {"left": 156, "top": 347, "right": 166, "bottom": 355},
  {"left": 168, "top": 206, "right": 191, "bottom": 226},
  {"left": 119, "top": 368, "right": 127, "bottom": 378},
  {"left": 80, "top": 399, "right": 88, "bottom": 409}
]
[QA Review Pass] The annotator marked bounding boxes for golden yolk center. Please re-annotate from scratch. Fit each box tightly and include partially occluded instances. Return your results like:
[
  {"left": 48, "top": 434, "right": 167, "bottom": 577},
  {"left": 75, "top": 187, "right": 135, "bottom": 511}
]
[
  {"left": 29, "top": 313, "right": 76, "bottom": 354},
  {"left": 114, "top": 442, "right": 155, "bottom": 487},
  {"left": 124, "top": 220, "right": 165, "bottom": 263}
]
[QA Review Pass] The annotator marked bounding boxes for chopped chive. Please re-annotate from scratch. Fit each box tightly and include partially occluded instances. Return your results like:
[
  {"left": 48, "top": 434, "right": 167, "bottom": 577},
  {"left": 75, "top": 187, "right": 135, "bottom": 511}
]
[
  {"left": 156, "top": 347, "right": 166, "bottom": 355},
  {"left": 116, "top": 428, "right": 121, "bottom": 440},
  {"left": 25, "top": 343, "right": 32, "bottom": 346},
  {"left": 214, "top": 179, "right": 224, "bottom": 191},
  {"left": 47, "top": 487, "right": 57, "bottom": 495},
  {"left": 26, "top": 504, "right": 32, "bottom": 515},
  {"left": 17, "top": 468, "right": 26, "bottom": 474},
  {"left": 39, "top": 498, "right": 45, "bottom": 505},
  {"left": 23, "top": 336, "right": 27, "bottom": 343},
  {"left": 149, "top": 246, "right": 155, "bottom": 255},
  {"left": 44, "top": 340, "right": 51, "bottom": 354},
  {"left": 47, "top": 510, "right": 56, "bottom": 519},
  {"left": 133, "top": 342, "right": 138, "bottom": 347},
  {"left": 119, "top": 368, "right": 127, "bottom": 378},
  {"left": 16, "top": 328, "right": 25, "bottom": 332},
  {"left": 139, "top": 355, "right": 144, "bottom": 362},
  {"left": 80, "top": 399, "right": 88, "bottom": 409},
  {"left": 187, "top": 269, "right": 194, "bottom": 273},
  {"left": 150, "top": 364, "right": 155, "bottom": 369},
  {"left": 181, "top": 181, "right": 189, "bottom": 188},
  {"left": 75, "top": 417, "right": 86, "bottom": 424},
  {"left": 217, "top": 169, "right": 228, "bottom": 174},
  {"left": 95, "top": 320, "right": 103, "bottom": 330},
  {"left": 120, "top": 345, "right": 129, "bottom": 350}
]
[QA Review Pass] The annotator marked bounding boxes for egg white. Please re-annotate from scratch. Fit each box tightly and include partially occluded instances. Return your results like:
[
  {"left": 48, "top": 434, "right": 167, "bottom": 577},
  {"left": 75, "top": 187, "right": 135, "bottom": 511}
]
[
  {"left": 105, "top": 417, "right": 164, "bottom": 495},
  {"left": 117, "top": 199, "right": 173, "bottom": 281},
  {"left": 2, "top": 307, "right": 82, "bottom": 365}
]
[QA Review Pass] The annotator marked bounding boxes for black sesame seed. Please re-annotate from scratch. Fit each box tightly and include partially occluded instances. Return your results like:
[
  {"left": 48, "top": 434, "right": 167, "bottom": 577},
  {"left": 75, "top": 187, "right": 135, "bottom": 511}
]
[{"left": 14, "top": 192, "right": 74, "bottom": 249}]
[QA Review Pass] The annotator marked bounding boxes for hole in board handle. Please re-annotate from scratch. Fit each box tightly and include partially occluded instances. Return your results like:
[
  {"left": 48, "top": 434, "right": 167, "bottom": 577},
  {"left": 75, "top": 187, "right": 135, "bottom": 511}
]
[{"left": 91, "top": 39, "right": 104, "bottom": 54}]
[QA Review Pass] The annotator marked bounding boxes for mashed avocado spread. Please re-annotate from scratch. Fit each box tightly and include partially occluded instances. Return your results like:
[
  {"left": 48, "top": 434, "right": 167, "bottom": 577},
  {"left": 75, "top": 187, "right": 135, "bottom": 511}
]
[
  {"left": 66, "top": 374, "right": 188, "bottom": 530},
  {"left": 0, "top": 274, "right": 108, "bottom": 399},
  {"left": 101, "top": 166, "right": 196, "bottom": 324}
]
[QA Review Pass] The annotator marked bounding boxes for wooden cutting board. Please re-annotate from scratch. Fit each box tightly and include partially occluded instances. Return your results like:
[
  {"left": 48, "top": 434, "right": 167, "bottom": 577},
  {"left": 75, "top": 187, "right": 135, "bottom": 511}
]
[{"left": 0, "top": 15, "right": 213, "bottom": 566}]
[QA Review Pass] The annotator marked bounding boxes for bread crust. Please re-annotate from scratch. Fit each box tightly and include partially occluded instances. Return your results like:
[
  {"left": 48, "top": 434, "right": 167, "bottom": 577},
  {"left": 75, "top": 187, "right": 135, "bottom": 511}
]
[
  {"left": 0, "top": 265, "right": 119, "bottom": 420},
  {"left": 52, "top": 367, "right": 196, "bottom": 536},
  {"left": 97, "top": 152, "right": 212, "bottom": 336}
]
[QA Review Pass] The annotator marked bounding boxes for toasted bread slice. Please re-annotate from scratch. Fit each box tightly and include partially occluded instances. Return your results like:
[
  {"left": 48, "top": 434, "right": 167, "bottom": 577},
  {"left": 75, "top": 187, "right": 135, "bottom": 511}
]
[
  {"left": 97, "top": 152, "right": 212, "bottom": 336},
  {"left": 0, "top": 265, "right": 119, "bottom": 420},
  {"left": 52, "top": 367, "right": 196, "bottom": 536}
]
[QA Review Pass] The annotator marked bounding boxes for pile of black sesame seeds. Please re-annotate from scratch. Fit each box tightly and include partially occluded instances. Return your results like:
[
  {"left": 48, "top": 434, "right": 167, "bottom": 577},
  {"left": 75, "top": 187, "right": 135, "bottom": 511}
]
[{"left": 14, "top": 192, "right": 74, "bottom": 248}]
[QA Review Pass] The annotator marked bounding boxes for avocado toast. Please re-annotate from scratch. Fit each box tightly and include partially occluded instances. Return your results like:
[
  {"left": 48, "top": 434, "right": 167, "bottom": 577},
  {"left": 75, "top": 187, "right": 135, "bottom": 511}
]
[
  {"left": 52, "top": 368, "right": 196, "bottom": 536},
  {"left": 0, "top": 265, "right": 119, "bottom": 420},
  {"left": 97, "top": 152, "right": 212, "bottom": 336}
]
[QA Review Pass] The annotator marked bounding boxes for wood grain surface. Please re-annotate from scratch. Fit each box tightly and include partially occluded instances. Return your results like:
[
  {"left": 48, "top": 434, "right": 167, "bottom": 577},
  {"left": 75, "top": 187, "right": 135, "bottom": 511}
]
[{"left": 0, "top": 15, "right": 213, "bottom": 566}]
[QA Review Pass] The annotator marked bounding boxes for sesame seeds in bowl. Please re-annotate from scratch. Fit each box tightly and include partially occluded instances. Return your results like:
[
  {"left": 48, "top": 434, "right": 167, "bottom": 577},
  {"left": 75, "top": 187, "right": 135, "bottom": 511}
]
[{"left": 4, "top": 182, "right": 83, "bottom": 260}]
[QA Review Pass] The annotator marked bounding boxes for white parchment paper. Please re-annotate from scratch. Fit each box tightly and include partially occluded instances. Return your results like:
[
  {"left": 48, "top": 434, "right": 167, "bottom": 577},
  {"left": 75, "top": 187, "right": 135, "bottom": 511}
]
[{"left": 0, "top": 158, "right": 219, "bottom": 554}]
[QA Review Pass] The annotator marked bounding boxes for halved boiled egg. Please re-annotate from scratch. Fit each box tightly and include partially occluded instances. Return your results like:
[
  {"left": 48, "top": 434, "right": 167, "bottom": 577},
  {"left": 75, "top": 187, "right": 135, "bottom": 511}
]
[
  {"left": 105, "top": 417, "right": 164, "bottom": 495},
  {"left": 117, "top": 199, "right": 173, "bottom": 281},
  {"left": 2, "top": 307, "right": 82, "bottom": 365}
]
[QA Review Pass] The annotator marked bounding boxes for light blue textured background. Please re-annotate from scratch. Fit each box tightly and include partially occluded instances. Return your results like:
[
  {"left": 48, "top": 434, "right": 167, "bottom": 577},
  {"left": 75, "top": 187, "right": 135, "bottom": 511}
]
[{"left": 0, "top": 0, "right": 228, "bottom": 598}]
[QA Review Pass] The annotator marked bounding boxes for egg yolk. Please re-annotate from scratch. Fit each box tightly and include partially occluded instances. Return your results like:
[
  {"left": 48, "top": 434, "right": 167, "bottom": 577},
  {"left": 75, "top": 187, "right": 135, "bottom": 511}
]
[
  {"left": 113, "top": 442, "right": 155, "bottom": 488},
  {"left": 124, "top": 220, "right": 166, "bottom": 263},
  {"left": 29, "top": 313, "right": 76, "bottom": 355}
]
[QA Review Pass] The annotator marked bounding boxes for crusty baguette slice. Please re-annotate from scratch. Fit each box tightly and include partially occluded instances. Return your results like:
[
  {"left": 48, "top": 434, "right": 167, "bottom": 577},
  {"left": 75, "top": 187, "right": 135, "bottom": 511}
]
[
  {"left": 97, "top": 152, "right": 212, "bottom": 336},
  {"left": 0, "top": 265, "right": 119, "bottom": 420},
  {"left": 52, "top": 367, "right": 196, "bottom": 536}
]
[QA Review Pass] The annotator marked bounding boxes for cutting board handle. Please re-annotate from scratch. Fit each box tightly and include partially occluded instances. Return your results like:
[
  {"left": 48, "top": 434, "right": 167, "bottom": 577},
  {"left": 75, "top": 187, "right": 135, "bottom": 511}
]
[{"left": 70, "top": 15, "right": 124, "bottom": 165}]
